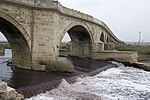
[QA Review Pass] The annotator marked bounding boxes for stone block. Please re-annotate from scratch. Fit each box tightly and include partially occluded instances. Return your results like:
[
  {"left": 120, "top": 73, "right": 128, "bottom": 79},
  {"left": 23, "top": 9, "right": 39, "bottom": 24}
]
[
  {"left": 15, "top": 94, "right": 24, "bottom": 100},
  {"left": 0, "top": 92, "right": 8, "bottom": 100},
  {"left": 7, "top": 86, "right": 16, "bottom": 99},
  {"left": 0, "top": 81, "right": 7, "bottom": 93}
]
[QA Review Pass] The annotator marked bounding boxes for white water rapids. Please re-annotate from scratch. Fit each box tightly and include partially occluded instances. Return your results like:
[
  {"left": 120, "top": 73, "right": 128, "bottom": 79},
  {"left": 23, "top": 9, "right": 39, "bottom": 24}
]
[{"left": 26, "top": 62, "right": 150, "bottom": 100}]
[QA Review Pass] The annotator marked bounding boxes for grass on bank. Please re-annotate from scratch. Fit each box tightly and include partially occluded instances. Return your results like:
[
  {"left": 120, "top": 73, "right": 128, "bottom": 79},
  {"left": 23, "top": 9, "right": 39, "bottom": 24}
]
[
  {"left": 116, "top": 45, "right": 150, "bottom": 61},
  {"left": 39, "top": 60, "right": 75, "bottom": 73}
]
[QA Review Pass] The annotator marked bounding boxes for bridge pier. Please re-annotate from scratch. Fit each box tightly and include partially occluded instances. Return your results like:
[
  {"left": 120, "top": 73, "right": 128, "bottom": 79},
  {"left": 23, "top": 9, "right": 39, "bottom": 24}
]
[
  {"left": 92, "top": 42, "right": 104, "bottom": 52},
  {"left": 104, "top": 43, "right": 115, "bottom": 50},
  {"left": 70, "top": 38, "right": 92, "bottom": 58}
]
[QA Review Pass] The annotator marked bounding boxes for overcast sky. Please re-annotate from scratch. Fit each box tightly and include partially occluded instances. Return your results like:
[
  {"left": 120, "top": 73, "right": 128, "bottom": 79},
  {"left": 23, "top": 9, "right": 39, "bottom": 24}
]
[
  {"left": 0, "top": 0, "right": 150, "bottom": 42},
  {"left": 59, "top": 0, "right": 150, "bottom": 42}
]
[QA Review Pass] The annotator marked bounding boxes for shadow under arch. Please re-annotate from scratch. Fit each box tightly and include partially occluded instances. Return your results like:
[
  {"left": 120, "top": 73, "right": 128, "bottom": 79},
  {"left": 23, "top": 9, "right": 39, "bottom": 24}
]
[
  {"left": 60, "top": 22, "right": 93, "bottom": 58},
  {"left": 0, "top": 12, "right": 31, "bottom": 67}
]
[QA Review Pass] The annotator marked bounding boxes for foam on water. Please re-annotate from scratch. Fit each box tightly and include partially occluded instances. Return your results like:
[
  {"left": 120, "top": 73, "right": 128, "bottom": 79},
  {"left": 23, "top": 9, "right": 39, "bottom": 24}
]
[{"left": 26, "top": 62, "right": 150, "bottom": 100}]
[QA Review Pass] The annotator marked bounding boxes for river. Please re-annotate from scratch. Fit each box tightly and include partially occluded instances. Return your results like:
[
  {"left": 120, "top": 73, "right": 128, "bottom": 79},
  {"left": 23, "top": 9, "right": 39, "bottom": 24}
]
[
  {"left": 0, "top": 49, "right": 110, "bottom": 89},
  {"left": 0, "top": 49, "right": 79, "bottom": 88},
  {"left": 1, "top": 49, "right": 150, "bottom": 100},
  {"left": 27, "top": 62, "right": 150, "bottom": 100}
]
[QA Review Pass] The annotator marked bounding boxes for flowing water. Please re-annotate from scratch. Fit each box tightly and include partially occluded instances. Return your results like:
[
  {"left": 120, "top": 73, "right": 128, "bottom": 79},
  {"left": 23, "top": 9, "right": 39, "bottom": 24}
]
[
  {"left": 0, "top": 49, "right": 110, "bottom": 89},
  {"left": 27, "top": 62, "right": 150, "bottom": 100},
  {"left": 1, "top": 49, "right": 150, "bottom": 100},
  {"left": 0, "top": 50, "right": 77, "bottom": 88}
]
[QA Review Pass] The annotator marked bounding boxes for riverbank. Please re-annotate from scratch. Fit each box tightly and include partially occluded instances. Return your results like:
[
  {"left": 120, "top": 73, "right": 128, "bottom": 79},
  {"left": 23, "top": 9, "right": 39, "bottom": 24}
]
[
  {"left": 116, "top": 45, "right": 150, "bottom": 71},
  {"left": 116, "top": 45, "right": 150, "bottom": 61}
]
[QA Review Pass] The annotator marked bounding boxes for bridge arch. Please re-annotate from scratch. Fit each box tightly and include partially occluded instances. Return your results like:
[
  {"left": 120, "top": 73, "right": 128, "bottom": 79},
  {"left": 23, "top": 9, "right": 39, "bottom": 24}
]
[
  {"left": 0, "top": 11, "right": 31, "bottom": 67},
  {"left": 60, "top": 22, "right": 93, "bottom": 58},
  {"left": 0, "top": 11, "right": 31, "bottom": 43},
  {"left": 60, "top": 22, "right": 94, "bottom": 43}
]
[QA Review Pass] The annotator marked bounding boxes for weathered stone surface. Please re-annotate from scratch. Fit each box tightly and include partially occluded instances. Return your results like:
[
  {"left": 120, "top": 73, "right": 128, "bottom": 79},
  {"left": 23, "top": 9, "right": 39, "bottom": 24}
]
[
  {"left": 92, "top": 51, "right": 138, "bottom": 63},
  {"left": 0, "top": 80, "right": 24, "bottom": 100},
  {"left": 31, "top": 64, "right": 46, "bottom": 71},
  {"left": 0, "top": 81, "right": 7, "bottom": 93},
  {"left": 14, "top": 93, "right": 24, "bottom": 100},
  {"left": 0, "top": 92, "right": 8, "bottom": 100},
  {"left": 7, "top": 86, "right": 16, "bottom": 99}
]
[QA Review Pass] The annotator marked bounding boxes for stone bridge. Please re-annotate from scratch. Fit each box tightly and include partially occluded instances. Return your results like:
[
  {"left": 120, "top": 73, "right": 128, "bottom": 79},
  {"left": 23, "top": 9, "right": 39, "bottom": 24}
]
[{"left": 0, "top": 0, "right": 133, "bottom": 70}]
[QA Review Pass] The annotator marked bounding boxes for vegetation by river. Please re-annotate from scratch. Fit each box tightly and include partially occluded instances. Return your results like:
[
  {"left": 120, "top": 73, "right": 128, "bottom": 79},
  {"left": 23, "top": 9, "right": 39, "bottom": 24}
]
[{"left": 116, "top": 45, "right": 150, "bottom": 61}]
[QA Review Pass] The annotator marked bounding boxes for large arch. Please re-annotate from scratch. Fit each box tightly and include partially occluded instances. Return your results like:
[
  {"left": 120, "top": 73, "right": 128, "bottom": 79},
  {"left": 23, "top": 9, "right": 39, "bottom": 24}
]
[
  {"left": 60, "top": 22, "right": 93, "bottom": 58},
  {"left": 0, "top": 12, "right": 31, "bottom": 67},
  {"left": 60, "top": 22, "right": 94, "bottom": 43}
]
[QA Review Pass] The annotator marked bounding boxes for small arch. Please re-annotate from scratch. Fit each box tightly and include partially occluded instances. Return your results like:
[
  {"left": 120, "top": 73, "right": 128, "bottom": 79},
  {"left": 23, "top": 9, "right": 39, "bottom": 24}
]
[
  {"left": 100, "top": 32, "right": 105, "bottom": 43},
  {"left": 107, "top": 37, "right": 110, "bottom": 43}
]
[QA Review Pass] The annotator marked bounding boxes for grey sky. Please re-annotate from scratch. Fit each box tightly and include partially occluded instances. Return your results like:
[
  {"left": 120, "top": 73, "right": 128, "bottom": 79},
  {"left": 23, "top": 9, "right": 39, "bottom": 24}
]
[
  {"left": 0, "top": 0, "right": 150, "bottom": 42},
  {"left": 60, "top": 0, "right": 150, "bottom": 42}
]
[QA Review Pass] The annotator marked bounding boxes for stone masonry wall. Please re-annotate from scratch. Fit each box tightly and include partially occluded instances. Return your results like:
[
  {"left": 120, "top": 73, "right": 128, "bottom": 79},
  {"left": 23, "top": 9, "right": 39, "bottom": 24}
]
[
  {"left": 0, "top": 80, "right": 24, "bottom": 100},
  {"left": 92, "top": 51, "right": 138, "bottom": 63},
  {"left": 0, "top": 0, "right": 125, "bottom": 69}
]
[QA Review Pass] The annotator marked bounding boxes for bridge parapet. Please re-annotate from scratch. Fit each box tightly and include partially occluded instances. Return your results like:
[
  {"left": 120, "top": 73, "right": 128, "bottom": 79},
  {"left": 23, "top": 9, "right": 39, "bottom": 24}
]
[
  {"left": 2, "top": 0, "right": 94, "bottom": 20},
  {"left": 1, "top": 0, "right": 35, "bottom": 6},
  {"left": 2, "top": 0, "right": 122, "bottom": 44}
]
